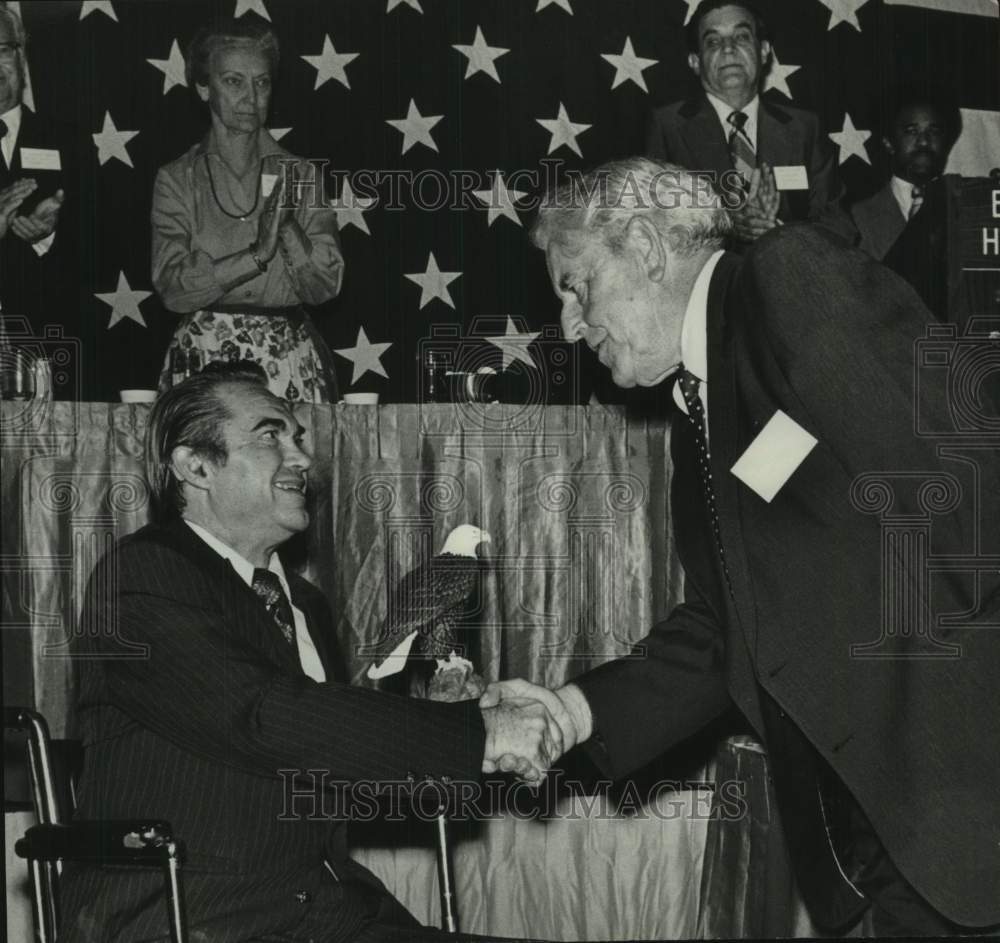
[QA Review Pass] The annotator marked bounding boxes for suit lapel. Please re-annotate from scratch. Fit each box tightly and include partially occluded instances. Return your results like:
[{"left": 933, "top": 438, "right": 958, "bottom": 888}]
[
  {"left": 161, "top": 519, "right": 306, "bottom": 676},
  {"left": 679, "top": 96, "right": 732, "bottom": 175},
  {"left": 704, "top": 254, "right": 760, "bottom": 653},
  {"left": 286, "top": 575, "right": 344, "bottom": 682}
]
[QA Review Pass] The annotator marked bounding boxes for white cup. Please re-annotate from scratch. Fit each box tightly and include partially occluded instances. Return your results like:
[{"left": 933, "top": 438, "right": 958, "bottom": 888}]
[
  {"left": 342, "top": 392, "right": 379, "bottom": 405},
  {"left": 119, "top": 389, "right": 157, "bottom": 403}
]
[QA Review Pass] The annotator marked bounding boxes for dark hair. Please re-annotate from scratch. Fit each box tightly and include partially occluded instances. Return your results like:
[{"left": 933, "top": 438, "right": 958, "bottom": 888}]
[
  {"left": 144, "top": 360, "right": 269, "bottom": 524},
  {"left": 686, "top": 0, "right": 768, "bottom": 52},
  {"left": 887, "top": 84, "right": 963, "bottom": 146},
  {"left": 185, "top": 16, "right": 280, "bottom": 90}
]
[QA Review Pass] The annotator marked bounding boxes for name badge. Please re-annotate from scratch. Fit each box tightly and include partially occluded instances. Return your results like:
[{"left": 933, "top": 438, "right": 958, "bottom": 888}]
[
  {"left": 772, "top": 165, "right": 808, "bottom": 191},
  {"left": 730, "top": 410, "right": 817, "bottom": 503},
  {"left": 261, "top": 173, "right": 278, "bottom": 197},
  {"left": 20, "top": 147, "right": 61, "bottom": 171}
]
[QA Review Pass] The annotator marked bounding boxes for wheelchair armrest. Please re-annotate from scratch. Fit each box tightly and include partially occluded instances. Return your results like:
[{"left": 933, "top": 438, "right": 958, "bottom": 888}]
[{"left": 14, "top": 821, "right": 185, "bottom": 866}]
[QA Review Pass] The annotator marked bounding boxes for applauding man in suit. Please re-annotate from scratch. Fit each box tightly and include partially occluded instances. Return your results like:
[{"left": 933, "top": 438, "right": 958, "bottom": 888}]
[
  {"left": 645, "top": 1, "right": 844, "bottom": 243},
  {"left": 62, "top": 361, "right": 558, "bottom": 943},
  {"left": 0, "top": 7, "right": 70, "bottom": 323},
  {"left": 486, "top": 157, "right": 999, "bottom": 937}
]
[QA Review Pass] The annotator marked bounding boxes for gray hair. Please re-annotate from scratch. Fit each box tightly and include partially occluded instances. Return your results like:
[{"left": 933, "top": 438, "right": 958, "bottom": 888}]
[
  {"left": 0, "top": 5, "right": 27, "bottom": 84},
  {"left": 531, "top": 157, "right": 733, "bottom": 260},
  {"left": 185, "top": 16, "right": 280, "bottom": 90}
]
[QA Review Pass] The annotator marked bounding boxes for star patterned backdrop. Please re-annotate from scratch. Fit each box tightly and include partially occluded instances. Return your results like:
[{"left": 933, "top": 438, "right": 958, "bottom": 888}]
[{"left": 5, "top": 0, "right": 998, "bottom": 402}]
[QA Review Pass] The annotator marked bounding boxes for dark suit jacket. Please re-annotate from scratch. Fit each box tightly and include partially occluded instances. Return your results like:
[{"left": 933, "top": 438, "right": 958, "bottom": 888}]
[
  {"left": 645, "top": 95, "right": 845, "bottom": 225},
  {"left": 850, "top": 183, "right": 906, "bottom": 260},
  {"left": 0, "top": 108, "right": 76, "bottom": 325},
  {"left": 60, "top": 519, "right": 486, "bottom": 942},
  {"left": 575, "top": 226, "right": 1000, "bottom": 928}
]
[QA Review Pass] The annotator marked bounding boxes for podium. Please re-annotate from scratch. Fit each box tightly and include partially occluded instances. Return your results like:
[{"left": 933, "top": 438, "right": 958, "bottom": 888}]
[{"left": 885, "top": 174, "right": 1000, "bottom": 333}]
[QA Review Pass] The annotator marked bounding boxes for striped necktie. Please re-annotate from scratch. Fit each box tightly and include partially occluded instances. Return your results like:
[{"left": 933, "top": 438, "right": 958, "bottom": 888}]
[
  {"left": 727, "top": 110, "right": 756, "bottom": 187},
  {"left": 908, "top": 184, "right": 924, "bottom": 220},
  {"left": 252, "top": 568, "right": 296, "bottom": 646}
]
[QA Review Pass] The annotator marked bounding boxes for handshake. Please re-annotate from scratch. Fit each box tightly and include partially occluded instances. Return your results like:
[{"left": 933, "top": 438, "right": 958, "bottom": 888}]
[{"left": 478, "top": 679, "right": 594, "bottom": 783}]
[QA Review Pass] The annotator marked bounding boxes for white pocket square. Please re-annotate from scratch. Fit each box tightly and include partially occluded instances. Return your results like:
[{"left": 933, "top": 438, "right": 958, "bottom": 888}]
[{"left": 730, "top": 410, "right": 817, "bottom": 502}]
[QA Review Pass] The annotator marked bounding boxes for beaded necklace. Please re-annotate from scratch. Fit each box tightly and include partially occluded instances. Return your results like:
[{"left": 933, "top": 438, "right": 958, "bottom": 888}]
[{"left": 204, "top": 152, "right": 263, "bottom": 222}]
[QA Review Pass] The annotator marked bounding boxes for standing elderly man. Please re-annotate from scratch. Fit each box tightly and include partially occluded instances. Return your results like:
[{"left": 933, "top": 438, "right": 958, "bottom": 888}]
[
  {"left": 645, "top": 0, "right": 844, "bottom": 243},
  {"left": 485, "top": 158, "right": 1000, "bottom": 936},
  {"left": 61, "top": 361, "right": 556, "bottom": 942},
  {"left": 0, "top": 6, "right": 70, "bottom": 324}
]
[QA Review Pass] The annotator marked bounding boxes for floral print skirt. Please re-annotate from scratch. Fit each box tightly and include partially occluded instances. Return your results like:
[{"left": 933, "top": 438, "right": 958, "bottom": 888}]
[{"left": 158, "top": 307, "right": 339, "bottom": 403}]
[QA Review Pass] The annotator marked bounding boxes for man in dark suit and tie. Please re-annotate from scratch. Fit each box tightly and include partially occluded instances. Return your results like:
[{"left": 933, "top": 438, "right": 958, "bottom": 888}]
[
  {"left": 0, "top": 7, "right": 71, "bottom": 326},
  {"left": 60, "top": 361, "right": 557, "bottom": 942},
  {"left": 851, "top": 88, "right": 960, "bottom": 261},
  {"left": 486, "top": 157, "right": 1000, "bottom": 936},
  {"left": 645, "top": 0, "right": 845, "bottom": 244}
]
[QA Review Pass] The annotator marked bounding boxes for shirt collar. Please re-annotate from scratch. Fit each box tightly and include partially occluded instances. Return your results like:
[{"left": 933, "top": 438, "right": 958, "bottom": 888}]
[
  {"left": 890, "top": 174, "right": 929, "bottom": 219},
  {"left": 1, "top": 103, "right": 22, "bottom": 161},
  {"left": 183, "top": 519, "right": 289, "bottom": 594},
  {"left": 679, "top": 249, "right": 726, "bottom": 384},
  {"left": 706, "top": 92, "right": 759, "bottom": 146}
]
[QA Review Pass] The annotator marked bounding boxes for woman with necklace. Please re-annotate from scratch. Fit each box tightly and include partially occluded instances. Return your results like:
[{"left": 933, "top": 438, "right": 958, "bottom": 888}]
[{"left": 152, "top": 18, "right": 343, "bottom": 402}]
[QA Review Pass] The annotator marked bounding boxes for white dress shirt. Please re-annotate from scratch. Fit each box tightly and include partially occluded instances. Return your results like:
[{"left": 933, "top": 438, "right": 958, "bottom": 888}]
[
  {"left": 1, "top": 103, "right": 56, "bottom": 257},
  {"left": 706, "top": 92, "right": 760, "bottom": 151},
  {"left": 672, "top": 249, "right": 726, "bottom": 439},
  {"left": 1, "top": 103, "right": 21, "bottom": 168},
  {"left": 889, "top": 175, "right": 925, "bottom": 219},
  {"left": 184, "top": 520, "right": 326, "bottom": 682}
]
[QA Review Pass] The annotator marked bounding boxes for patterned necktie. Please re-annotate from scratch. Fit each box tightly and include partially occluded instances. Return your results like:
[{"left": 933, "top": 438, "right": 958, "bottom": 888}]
[
  {"left": 908, "top": 184, "right": 924, "bottom": 220},
  {"left": 251, "top": 568, "right": 295, "bottom": 645},
  {"left": 676, "top": 368, "right": 732, "bottom": 584},
  {"left": 726, "top": 110, "right": 756, "bottom": 187}
]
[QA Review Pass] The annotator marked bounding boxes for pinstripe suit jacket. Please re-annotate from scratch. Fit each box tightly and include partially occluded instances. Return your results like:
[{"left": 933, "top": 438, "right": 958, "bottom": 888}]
[{"left": 60, "top": 519, "right": 485, "bottom": 942}]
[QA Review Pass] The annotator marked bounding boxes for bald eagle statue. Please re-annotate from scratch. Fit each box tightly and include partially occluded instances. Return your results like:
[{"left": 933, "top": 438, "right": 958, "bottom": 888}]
[{"left": 366, "top": 524, "right": 491, "bottom": 702}]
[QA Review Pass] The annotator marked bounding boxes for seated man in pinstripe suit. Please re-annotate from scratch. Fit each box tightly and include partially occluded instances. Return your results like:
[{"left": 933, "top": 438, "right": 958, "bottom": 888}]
[{"left": 60, "top": 361, "right": 556, "bottom": 943}]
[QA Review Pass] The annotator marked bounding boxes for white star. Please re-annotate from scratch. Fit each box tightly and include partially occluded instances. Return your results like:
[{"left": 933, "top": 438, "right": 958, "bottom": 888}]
[
  {"left": 233, "top": 0, "right": 271, "bottom": 20},
  {"left": 536, "top": 103, "right": 591, "bottom": 157},
  {"left": 330, "top": 178, "right": 376, "bottom": 235},
  {"left": 92, "top": 112, "right": 139, "bottom": 168},
  {"left": 387, "top": 99, "right": 444, "bottom": 155},
  {"left": 682, "top": 0, "right": 699, "bottom": 24},
  {"left": 601, "top": 37, "right": 658, "bottom": 92},
  {"left": 302, "top": 35, "right": 359, "bottom": 91},
  {"left": 386, "top": 0, "right": 423, "bottom": 11},
  {"left": 828, "top": 113, "right": 872, "bottom": 165},
  {"left": 334, "top": 327, "right": 392, "bottom": 385},
  {"left": 96, "top": 272, "right": 151, "bottom": 329},
  {"left": 404, "top": 253, "right": 461, "bottom": 310},
  {"left": 485, "top": 316, "right": 540, "bottom": 371},
  {"left": 763, "top": 49, "right": 800, "bottom": 99},
  {"left": 79, "top": 1, "right": 118, "bottom": 21},
  {"left": 536, "top": 0, "right": 573, "bottom": 12},
  {"left": 452, "top": 27, "right": 509, "bottom": 83},
  {"left": 816, "top": 0, "right": 870, "bottom": 32},
  {"left": 269, "top": 127, "right": 292, "bottom": 141},
  {"left": 147, "top": 40, "right": 187, "bottom": 95},
  {"left": 472, "top": 172, "right": 529, "bottom": 228}
]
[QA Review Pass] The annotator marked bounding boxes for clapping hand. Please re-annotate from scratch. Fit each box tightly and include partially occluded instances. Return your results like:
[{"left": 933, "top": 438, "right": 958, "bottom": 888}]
[
  {"left": 0, "top": 179, "right": 38, "bottom": 241},
  {"left": 479, "top": 679, "right": 590, "bottom": 782},
  {"left": 10, "top": 188, "right": 64, "bottom": 244},
  {"left": 732, "top": 162, "right": 779, "bottom": 243},
  {"left": 254, "top": 170, "right": 298, "bottom": 263}
]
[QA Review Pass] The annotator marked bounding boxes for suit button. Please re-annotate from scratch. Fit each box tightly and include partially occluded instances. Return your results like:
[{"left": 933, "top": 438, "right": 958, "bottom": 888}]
[{"left": 295, "top": 890, "right": 311, "bottom": 904}]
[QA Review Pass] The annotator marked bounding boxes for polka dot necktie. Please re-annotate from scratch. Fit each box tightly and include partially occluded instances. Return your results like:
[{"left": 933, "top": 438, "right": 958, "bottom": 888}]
[
  {"left": 908, "top": 184, "right": 924, "bottom": 220},
  {"left": 677, "top": 368, "right": 732, "bottom": 585},
  {"left": 727, "top": 110, "right": 756, "bottom": 188},
  {"left": 251, "top": 568, "right": 295, "bottom": 646}
]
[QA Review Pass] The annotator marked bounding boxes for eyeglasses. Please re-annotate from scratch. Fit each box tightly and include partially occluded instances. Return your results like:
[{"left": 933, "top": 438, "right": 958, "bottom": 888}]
[{"left": 0, "top": 42, "right": 22, "bottom": 62}]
